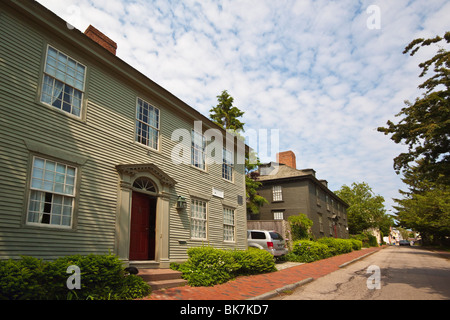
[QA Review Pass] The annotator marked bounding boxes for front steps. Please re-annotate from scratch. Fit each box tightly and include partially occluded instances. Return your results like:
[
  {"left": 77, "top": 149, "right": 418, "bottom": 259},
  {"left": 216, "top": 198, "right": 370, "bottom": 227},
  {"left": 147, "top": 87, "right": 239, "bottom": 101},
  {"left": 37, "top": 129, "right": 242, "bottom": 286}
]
[{"left": 137, "top": 268, "right": 187, "bottom": 290}]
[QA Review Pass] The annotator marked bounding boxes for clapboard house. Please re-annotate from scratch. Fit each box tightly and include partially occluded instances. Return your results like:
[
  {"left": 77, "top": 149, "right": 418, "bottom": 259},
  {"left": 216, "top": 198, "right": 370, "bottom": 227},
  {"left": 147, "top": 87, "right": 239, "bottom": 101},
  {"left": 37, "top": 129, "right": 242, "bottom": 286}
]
[{"left": 0, "top": 0, "right": 247, "bottom": 268}]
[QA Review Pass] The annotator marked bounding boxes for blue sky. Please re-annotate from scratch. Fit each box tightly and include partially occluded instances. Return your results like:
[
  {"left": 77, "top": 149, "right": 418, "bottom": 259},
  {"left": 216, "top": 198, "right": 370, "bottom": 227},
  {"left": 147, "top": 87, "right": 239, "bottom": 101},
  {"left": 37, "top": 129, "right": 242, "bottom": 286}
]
[{"left": 37, "top": 0, "right": 450, "bottom": 212}]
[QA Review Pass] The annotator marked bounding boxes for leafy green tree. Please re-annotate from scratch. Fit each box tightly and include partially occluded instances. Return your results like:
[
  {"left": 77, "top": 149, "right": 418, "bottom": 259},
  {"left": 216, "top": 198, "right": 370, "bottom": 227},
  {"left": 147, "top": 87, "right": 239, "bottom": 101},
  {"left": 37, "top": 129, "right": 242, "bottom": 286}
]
[
  {"left": 288, "top": 213, "right": 313, "bottom": 241},
  {"left": 394, "top": 166, "right": 450, "bottom": 245},
  {"left": 378, "top": 32, "right": 450, "bottom": 245},
  {"left": 378, "top": 212, "right": 395, "bottom": 239},
  {"left": 209, "top": 90, "right": 268, "bottom": 214},
  {"left": 377, "top": 32, "right": 450, "bottom": 184},
  {"left": 209, "top": 90, "right": 245, "bottom": 132},
  {"left": 334, "top": 182, "right": 387, "bottom": 234}
]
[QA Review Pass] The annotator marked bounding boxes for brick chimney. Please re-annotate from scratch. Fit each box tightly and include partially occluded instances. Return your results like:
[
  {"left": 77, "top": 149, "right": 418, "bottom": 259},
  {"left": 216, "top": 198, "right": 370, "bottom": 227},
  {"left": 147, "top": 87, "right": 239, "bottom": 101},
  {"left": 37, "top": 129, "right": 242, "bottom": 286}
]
[
  {"left": 276, "top": 151, "right": 296, "bottom": 169},
  {"left": 84, "top": 25, "right": 117, "bottom": 55}
]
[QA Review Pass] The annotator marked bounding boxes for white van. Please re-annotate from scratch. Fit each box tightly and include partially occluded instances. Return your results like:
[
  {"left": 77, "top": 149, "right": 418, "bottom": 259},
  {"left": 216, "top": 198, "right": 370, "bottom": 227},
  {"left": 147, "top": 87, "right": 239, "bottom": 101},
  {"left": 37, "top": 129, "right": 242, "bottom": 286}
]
[{"left": 247, "top": 230, "right": 288, "bottom": 258}]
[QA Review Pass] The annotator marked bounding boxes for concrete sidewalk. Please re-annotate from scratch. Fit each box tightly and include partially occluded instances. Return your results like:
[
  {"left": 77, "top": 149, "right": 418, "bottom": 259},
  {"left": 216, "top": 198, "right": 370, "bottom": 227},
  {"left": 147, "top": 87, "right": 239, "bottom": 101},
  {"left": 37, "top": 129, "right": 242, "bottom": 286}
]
[{"left": 143, "top": 246, "right": 384, "bottom": 300}]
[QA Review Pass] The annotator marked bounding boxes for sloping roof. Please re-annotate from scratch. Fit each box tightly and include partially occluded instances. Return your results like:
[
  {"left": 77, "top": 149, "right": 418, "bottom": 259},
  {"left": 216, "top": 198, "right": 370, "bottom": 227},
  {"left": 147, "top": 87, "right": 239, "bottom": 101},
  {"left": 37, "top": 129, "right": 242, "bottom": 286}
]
[
  {"left": 256, "top": 162, "right": 349, "bottom": 207},
  {"left": 257, "top": 162, "right": 315, "bottom": 181},
  {"left": 6, "top": 0, "right": 249, "bottom": 151}
]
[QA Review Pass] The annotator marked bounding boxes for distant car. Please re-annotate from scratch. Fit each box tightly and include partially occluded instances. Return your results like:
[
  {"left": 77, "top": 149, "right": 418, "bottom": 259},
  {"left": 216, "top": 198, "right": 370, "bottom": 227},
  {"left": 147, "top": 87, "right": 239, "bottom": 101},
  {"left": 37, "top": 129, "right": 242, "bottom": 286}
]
[
  {"left": 399, "top": 240, "right": 410, "bottom": 246},
  {"left": 247, "top": 230, "right": 288, "bottom": 258}
]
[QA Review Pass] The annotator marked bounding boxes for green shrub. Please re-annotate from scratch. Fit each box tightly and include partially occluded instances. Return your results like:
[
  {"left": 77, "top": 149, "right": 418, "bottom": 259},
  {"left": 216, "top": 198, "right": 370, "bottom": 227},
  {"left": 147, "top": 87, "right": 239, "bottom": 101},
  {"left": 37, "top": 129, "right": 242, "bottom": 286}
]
[
  {"left": 351, "top": 233, "right": 379, "bottom": 247},
  {"left": 0, "top": 254, "right": 151, "bottom": 300},
  {"left": 287, "top": 238, "right": 362, "bottom": 263},
  {"left": 367, "top": 234, "right": 379, "bottom": 247},
  {"left": 175, "top": 246, "right": 276, "bottom": 287},
  {"left": 317, "top": 238, "right": 353, "bottom": 255},
  {"left": 0, "top": 256, "right": 48, "bottom": 300},
  {"left": 349, "top": 239, "right": 363, "bottom": 251},
  {"left": 291, "top": 240, "right": 330, "bottom": 262},
  {"left": 231, "top": 248, "right": 276, "bottom": 275},
  {"left": 178, "top": 247, "right": 241, "bottom": 287},
  {"left": 288, "top": 213, "right": 313, "bottom": 241}
]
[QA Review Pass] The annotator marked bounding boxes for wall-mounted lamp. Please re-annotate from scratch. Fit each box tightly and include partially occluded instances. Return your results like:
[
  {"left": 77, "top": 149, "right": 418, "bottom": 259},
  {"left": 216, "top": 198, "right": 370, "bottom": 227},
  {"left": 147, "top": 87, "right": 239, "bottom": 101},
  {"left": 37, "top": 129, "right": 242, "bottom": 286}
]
[{"left": 176, "top": 196, "right": 187, "bottom": 210}]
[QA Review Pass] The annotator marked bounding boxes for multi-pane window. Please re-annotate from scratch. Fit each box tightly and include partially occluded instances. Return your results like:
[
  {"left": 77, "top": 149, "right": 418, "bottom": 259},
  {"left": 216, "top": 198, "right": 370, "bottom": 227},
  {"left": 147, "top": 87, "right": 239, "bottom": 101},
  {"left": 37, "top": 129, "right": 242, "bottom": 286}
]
[
  {"left": 273, "top": 212, "right": 284, "bottom": 220},
  {"left": 41, "top": 46, "right": 86, "bottom": 117},
  {"left": 27, "top": 157, "right": 76, "bottom": 228},
  {"left": 272, "top": 185, "right": 283, "bottom": 202},
  {"left": 136, "top": 98, "right": 160, "bottom": 150},
  {"left": 318, "top": 214, "right": 324, "bottom": 232},
  {"left": 222, "top": 148, "right": 233, "bottom": 181},
  {"left": 191, "top": 199, "right": 207, "bottom": 240},
  {"left": 223, "top": 207, "right": 235, "bottom": 242},
  {"left": 316, "top": 186, "right": 320, "bottom": 205},
  {"left": 191, "top": 130, "right": 206, "bottom": 170}
]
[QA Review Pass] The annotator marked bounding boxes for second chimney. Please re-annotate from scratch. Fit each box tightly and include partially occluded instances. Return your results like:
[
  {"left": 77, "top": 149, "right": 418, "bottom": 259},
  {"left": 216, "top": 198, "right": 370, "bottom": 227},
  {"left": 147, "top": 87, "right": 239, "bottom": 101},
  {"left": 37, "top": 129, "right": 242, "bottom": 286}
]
[
  {"left": 277, "top": 151, "right": 296, "bottom": 169},
  {"left": 84, "top": 25, "right": 117, "bottom": 55}
]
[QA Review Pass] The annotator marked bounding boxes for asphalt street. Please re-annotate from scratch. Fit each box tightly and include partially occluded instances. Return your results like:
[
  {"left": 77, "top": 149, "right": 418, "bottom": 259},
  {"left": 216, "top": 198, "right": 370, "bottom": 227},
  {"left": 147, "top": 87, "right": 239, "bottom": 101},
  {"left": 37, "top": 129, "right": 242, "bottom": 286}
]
[{"left": 275, "top": 246, "right": 450, "bottom": 300}]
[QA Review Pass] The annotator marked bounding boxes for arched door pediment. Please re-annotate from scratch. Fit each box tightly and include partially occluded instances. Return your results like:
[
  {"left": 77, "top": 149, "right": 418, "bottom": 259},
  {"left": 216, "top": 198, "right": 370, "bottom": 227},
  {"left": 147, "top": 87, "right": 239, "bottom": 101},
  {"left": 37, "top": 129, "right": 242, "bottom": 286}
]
[{"left": 116, "top": 163, "right": 177, "bottom": 188}]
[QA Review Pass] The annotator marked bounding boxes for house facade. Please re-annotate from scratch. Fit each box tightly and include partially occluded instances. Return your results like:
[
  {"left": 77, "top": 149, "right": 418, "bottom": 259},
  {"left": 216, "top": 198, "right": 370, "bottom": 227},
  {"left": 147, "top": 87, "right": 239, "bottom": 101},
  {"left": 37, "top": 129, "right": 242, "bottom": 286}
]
[
  {"left": 0, "top": 0, "right": 247, "bottom": 268},
  {"left": 251, "top": 152, "right": 350, "bottom": 240}
]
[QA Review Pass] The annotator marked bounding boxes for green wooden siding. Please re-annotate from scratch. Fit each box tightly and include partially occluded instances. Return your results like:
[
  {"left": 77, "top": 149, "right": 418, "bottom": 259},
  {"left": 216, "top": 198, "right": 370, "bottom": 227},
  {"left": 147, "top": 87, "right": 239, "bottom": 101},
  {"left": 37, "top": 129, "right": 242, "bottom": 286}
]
[{"left": 0, "top": 4, "right": 247, "bottom": 261}]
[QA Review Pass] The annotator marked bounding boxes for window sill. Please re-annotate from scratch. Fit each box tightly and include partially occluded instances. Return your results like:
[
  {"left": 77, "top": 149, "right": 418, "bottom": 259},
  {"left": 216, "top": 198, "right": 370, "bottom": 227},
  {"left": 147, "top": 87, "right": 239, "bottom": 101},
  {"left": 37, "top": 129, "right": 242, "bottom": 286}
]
[{"left": 38, "top": 100, "right": 87, "bottom": 123}]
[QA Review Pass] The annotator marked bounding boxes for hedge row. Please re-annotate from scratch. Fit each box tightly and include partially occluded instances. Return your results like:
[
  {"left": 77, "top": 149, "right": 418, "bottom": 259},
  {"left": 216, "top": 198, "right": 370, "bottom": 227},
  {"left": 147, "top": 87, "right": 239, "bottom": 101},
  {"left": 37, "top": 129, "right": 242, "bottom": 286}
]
[
  {"left": 0, "top": 254, "right": 151, "bottom": 300},
  {"left": 286, "top": 237, "right": 363, "bottom": 263},
  {"left": 171, "top": 246, "right": 276, "bottom": 287}
]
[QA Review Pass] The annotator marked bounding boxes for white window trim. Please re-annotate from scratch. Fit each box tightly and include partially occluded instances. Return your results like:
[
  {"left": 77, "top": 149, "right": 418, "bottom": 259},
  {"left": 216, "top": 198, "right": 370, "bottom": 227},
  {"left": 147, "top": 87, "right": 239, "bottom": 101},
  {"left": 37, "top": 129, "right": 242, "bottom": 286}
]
[
  {"left": 273, "top": 211, "right": 284, "bottom": 220},
  {"left": 135, "top": 97, "right": 160, "bottom": 151},
  {"left": 26, "top": 156, "right": 77, "bottom": 229},
  {"left": 191, "top": 130, "right": 207, "bottom": 171},
  {"left": 40, "top": 45, "right": 87, "bottom": 119},
  {"left": 222, "top": 147, "right": 234, "bottom": 182},
  {"left": 190, "top": 198, "right": 208, "bottom": 240},
  {"left": 272, "top": 185, "right": 283, "bottom": 202},
  {"left": 223, "top": 207, "right": 235, "bottom": 243}
]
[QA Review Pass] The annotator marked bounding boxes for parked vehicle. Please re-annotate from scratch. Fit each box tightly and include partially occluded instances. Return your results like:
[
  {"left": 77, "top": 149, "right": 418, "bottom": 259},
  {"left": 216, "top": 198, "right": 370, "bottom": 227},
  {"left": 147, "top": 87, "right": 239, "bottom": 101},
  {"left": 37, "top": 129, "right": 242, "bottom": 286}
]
[
  {"left": 247, "top": 230, "right": 288, "bottom": 258},
  {"left": 399, "top": 240, "right": 410, "bottom": 246}
]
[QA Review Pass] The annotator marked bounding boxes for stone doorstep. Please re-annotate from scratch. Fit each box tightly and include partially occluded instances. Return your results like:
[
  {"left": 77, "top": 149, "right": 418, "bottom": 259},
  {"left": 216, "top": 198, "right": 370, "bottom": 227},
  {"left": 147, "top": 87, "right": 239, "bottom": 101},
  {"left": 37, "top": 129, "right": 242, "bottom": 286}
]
[
  {"left": 137, "top": 269, "right": 188, "bottom": 290},
  {"left": 147, "top": 278, "right": 188, "bottom": 290}
]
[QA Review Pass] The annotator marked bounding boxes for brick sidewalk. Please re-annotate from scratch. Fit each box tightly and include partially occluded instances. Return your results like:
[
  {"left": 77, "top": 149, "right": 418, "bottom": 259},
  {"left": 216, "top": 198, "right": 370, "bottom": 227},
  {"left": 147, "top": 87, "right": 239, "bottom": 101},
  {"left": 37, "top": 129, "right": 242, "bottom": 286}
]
[{"left": 143, "top": 246, "right": 384, "bottom": 300}]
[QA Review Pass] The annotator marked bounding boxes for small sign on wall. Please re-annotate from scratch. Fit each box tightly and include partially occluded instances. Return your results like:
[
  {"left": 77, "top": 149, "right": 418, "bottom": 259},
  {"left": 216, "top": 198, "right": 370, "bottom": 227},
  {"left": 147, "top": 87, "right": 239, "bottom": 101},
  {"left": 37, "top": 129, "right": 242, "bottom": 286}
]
[{"left": 212, "top": 188, "right": 224, "bottom": 198}]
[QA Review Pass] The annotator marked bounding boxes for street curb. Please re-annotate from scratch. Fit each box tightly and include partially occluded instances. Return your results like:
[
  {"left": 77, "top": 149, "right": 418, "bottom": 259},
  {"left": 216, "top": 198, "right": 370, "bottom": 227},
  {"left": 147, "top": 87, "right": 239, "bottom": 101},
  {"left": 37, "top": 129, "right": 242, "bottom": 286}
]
[
  {"left": 249, "top": 248, "right": 383, "bottom": 300},
  {"left": 338, "top": 249, "right": 380, "bottom": 268},
  {"left": 247, "top": 277, "right": 314, "bottom": 300}
]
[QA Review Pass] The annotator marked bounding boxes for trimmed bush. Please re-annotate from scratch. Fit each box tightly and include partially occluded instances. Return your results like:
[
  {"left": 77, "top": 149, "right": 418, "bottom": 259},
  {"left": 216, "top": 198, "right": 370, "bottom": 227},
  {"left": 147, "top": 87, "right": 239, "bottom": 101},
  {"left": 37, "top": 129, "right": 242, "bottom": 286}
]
[
  {"left": 175, "top": 246, "right": 276, "bottom": 287},
  {"left": 232, "top": 248, "right": 276, "bottom": 275},
  {"left": 288, "top": 238, "right": 362, "bottom": 263},
  {"left": 291, "top": 240, "right": 330, "bottom": 262},
  {"left": 349, "top": 239, "right": 363, "bottom": 251},
  {"left": 351, "top": 233, "right": 379, "bottom": 248},
  {"left": 178, "top": 247, "right": 241, "bottom": 287},
  {"left": 0, "top": 256, "right": 48, "bottom": 300},
  {"left": 0, "top": 254, "right": 151, "bottom": 300},
  {"left": 317, "top": 237, "right": 353, "bottom": 255}
]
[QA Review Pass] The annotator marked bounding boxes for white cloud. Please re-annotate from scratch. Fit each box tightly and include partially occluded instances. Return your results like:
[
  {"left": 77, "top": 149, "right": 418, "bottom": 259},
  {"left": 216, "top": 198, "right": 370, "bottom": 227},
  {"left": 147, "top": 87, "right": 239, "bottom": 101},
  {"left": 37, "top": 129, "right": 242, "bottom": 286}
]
[{"left": 36, "top": 0, "right": 450, "bottom": 211}]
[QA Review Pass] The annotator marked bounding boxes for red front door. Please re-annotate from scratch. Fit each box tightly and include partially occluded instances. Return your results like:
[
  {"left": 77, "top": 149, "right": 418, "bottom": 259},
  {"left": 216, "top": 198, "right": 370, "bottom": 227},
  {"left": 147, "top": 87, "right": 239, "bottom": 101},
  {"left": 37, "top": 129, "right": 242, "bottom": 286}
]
[{"left": 129, "top": 192, "right": 156, "bottom": 261}]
